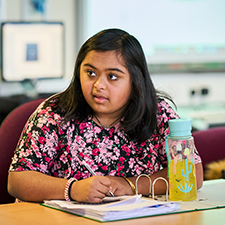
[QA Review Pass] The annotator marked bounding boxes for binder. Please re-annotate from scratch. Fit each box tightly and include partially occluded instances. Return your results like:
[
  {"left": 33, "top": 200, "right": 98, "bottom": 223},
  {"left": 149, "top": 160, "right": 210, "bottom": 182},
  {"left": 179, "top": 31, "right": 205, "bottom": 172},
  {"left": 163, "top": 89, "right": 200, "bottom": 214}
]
[{"left": 41, "top": 179, "right": 225, "bottom": 222}]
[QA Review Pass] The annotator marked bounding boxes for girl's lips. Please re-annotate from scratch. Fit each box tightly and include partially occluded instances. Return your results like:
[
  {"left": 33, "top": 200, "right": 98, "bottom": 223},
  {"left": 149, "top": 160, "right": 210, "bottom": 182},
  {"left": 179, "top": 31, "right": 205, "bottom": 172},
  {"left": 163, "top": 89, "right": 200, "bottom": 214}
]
[{"left": 93, "top": 95, "right": 108, "bottom": 103}]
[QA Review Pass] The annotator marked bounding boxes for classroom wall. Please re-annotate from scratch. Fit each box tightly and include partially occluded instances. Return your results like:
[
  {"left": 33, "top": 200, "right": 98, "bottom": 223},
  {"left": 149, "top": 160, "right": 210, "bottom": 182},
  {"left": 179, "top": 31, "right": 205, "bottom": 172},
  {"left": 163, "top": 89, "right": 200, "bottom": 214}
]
[
  {"left": 1, "top": 0, "right": 225, "bottom": 107},
  {"left": 151, "top": 73, "right": 225, "bottom": 106}
]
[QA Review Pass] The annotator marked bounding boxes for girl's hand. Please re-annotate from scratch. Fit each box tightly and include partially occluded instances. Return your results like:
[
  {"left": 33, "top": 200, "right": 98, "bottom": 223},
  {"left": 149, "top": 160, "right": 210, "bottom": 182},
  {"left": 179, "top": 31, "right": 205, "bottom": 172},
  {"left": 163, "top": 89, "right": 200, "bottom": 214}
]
[
  {"left": 106, "top": 176, "right": 133, "bottom": 196},
  {"left": 70, "top": 176, "right": 112, "bottom": 203}
]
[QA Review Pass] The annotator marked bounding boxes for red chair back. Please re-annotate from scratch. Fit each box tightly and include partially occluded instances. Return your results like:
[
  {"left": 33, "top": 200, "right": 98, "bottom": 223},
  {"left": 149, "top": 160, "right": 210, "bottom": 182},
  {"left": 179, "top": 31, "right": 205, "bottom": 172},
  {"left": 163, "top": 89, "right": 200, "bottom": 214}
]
[
  {"left": 193, "top": 127, "right": 225, "bottom": 171},
  {"left": 0, "top": 98, "right": 45, "bottom": 204}
]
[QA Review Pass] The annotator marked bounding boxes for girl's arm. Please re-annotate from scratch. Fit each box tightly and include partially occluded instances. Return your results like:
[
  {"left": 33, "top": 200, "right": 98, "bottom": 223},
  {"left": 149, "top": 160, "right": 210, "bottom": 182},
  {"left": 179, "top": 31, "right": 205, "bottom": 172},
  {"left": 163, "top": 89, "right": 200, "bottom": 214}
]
[
  {"left": 107, "top": 168, "right": 169, "bottom": 196},
  {"left": 8, "top": 171, "right": 67, "bottom": 202},
  {"left": 108, "top": 162, "right": 203, "bottom": 196},
  {"left": 8, "top": 171, "right": 112, "bottom": 203},
  {"left": 195, "top": 162, "right": 204, "bottom": 189}
]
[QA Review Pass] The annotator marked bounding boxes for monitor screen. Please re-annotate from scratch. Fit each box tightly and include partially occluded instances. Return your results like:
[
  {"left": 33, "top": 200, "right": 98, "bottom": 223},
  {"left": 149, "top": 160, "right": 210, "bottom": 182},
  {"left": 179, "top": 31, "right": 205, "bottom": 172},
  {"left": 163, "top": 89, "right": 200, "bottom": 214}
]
[{"left": 1, "top": 22, "right": 64, "bottom": 81}]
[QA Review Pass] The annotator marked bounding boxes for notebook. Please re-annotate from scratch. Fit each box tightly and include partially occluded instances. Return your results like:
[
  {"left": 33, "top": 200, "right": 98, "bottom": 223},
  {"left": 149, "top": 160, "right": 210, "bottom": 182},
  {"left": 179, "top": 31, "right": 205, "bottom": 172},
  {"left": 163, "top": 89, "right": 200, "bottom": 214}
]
[
  {"left": 42, "top": 195, "right": 179, "bottom": 222},
  {"left": 42, "top": 179, "right": 225, "bottom": 222}
]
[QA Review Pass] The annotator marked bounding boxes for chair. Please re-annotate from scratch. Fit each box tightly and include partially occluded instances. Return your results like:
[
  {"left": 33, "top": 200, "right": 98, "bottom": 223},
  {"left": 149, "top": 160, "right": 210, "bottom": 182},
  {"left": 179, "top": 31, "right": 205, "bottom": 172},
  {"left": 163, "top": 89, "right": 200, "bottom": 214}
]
[
  {"left": 192, "top": 127, "right": 225, "bottom": 174},
  {"left": 0, "top": 98, "right": 45, "bottom": 204}
]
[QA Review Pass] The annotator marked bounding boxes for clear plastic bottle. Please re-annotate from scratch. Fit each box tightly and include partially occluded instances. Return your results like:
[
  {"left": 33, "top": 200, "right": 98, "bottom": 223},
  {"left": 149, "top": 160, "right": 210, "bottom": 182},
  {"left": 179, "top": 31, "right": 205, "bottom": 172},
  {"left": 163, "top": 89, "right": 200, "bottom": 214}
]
[{"left": 166, "top": 119, "right": 197, "bottom": 201}]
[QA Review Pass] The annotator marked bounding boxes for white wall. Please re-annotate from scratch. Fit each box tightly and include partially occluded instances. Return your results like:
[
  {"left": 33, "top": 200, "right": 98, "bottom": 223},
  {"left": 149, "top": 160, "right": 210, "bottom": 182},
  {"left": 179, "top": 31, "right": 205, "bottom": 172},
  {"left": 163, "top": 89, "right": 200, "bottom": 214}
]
[
  {"left": 1, "top": 0, "right": 225, "bottom": 108},
  {"left": 151, "top": 73, "right": 225, "bottom": 106}
]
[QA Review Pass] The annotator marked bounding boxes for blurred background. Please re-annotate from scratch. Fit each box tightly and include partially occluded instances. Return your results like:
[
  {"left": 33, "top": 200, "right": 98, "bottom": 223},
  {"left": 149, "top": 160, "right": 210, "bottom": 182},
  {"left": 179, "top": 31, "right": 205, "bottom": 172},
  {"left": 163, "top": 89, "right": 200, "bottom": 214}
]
[{"left": 0, "top": 0, "right": 225, "bottom": 130}]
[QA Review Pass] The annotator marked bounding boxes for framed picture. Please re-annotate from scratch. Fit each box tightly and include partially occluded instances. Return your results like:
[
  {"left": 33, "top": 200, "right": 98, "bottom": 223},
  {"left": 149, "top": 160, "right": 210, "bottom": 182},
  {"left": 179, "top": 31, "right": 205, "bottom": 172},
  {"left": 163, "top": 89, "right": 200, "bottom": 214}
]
[{"left": 1, "top": 22, "right": 64, "bottom": 81}]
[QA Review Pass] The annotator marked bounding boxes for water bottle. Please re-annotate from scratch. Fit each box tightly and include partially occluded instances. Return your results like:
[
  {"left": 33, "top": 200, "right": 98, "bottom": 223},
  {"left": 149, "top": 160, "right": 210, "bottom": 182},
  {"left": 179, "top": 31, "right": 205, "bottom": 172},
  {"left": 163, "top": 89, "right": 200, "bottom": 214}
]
[{"left": 166, "top": 119, "right": 197, "bottom": 201}]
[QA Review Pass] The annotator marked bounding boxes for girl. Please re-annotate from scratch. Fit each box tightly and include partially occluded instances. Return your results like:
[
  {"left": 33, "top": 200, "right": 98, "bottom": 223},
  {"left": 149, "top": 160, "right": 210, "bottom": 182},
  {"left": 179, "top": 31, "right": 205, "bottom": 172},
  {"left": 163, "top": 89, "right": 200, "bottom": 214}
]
[{"left": 8, "top": 28, "right": 203, "bottom": 203}]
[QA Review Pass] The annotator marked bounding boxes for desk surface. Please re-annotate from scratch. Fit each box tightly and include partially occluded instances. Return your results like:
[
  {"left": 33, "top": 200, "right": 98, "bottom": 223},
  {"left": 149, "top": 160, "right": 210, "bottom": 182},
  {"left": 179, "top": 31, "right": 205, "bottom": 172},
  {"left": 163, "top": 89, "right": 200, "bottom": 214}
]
[{"left": 0, "top": 202, "right": 225, "bottom": 225}]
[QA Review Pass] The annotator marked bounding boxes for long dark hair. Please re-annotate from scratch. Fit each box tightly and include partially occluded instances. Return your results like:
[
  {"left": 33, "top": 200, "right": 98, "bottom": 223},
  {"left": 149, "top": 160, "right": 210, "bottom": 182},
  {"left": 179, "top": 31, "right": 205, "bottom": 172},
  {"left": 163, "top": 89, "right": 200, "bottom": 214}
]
[{"left": 56, "top": 28, "right": 159, "bottom": 143}]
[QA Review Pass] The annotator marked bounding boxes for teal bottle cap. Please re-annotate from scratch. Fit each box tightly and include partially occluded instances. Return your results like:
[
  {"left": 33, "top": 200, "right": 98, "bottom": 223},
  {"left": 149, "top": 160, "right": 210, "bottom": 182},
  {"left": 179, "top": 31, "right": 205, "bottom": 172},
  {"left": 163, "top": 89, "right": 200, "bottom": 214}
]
[{"left": 168, "top": 119, "right": 192, "bottom": 137}]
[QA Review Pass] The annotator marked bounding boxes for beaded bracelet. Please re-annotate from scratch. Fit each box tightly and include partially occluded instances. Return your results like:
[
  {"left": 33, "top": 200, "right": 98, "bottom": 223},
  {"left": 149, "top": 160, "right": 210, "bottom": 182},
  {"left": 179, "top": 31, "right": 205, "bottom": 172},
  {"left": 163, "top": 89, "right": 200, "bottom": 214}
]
[
  {"left": 64, "top": 177, "right": 77, "bottom": 201},
  {"left": 122, "top": 176, "right": 136, "bottom": 195}
]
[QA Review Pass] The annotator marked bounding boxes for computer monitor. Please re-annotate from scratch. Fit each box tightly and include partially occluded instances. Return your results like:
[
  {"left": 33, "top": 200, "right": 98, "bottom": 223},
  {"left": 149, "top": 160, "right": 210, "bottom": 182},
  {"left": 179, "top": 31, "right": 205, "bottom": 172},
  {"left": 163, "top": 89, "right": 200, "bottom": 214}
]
[{"left": 1, "top": 22, "right": 64, "bottom": 81}]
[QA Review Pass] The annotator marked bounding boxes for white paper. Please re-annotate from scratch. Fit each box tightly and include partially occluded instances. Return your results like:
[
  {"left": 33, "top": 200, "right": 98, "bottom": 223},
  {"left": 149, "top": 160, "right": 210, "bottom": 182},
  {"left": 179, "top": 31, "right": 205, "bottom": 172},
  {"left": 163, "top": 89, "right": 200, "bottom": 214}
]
[{"left": 43, "top": 195, "right": 179, "bottom": 222}]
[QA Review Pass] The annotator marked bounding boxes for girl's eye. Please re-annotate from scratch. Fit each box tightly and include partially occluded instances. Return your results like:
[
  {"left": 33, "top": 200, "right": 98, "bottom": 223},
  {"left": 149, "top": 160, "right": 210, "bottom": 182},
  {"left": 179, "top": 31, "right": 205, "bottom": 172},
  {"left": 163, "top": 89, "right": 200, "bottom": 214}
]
[
  {"left": 108, "top": 74, "right": 118, "bottom": 81},
  {"left": 87, "top": 70, "right": 96, "bottom": 77}
]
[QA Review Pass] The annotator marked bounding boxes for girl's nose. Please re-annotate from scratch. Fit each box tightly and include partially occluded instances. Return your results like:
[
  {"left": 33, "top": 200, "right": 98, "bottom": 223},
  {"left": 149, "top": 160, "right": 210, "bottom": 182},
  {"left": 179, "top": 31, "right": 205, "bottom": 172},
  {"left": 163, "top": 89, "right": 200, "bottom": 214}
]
[{"left": 94, "top": 75, "right": 106, "bottom": 90}]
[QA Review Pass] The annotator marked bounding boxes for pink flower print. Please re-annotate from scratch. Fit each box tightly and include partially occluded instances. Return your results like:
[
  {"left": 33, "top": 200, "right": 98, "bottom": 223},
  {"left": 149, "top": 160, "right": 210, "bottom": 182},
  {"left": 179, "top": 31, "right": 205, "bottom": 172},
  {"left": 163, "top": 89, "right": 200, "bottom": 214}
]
[
  {"left": 31, "top": 130, "right": 39, "bottom": 141},
  {"left": 119, "top": 156, "right": 125, "bottom": 164},
  {"left": 146, "top": 161, "right": 153, "bottom": 169},
  {"left": 93, "top": 126, "right": 102, "bottom": 134},
  {"left": 91, "top": 164, "right": 98, "bottom": 172},
  {"left": 67, "top": 125, "right": 75, "bottom": 138},
  {"left": 66, "top": 145, "right": 70, "bottom": 153},
  {"left": 75, "top": 135, "right": 82, "bottom": 143},
  {"left": 154, "top": 163, "right": 159, "bottom": 172},
  {"left": 92, "top": 148, "right": 99, "bottom": 156},
  {"left": 128, "top": 158, "right": 135, "bottom": 168},
  {"left": 37, "top": 117, "right": 47, "bottom": 128},
  {"left": 114, "top": 136, "right": 120, "bottom": 145},
  {"left": 23, "top": 148, "right": 32, "bottom": 157},
  {"left": 113, "top": 147, "right": 120, "bottom": 157},
  {"left": 86, "top": 138, "right": 92, "bottom": 143},
  {"left": 58, "top": 127, "right": 65, "bottom": 135},
  {"left": 18, "top": 157, "right": 26, "bottom": 164},
  {"left": 54, "top": 172, "right": 58, "bottom": 177},
  {"left": 58, "top": 141, "right": 65, "bottom": 149},
  {"left": 121, "top": 144, "right": 131, "bottom": 156},
  {"left": 42, "top": 125, "right": 50, "bottom": 132},
  {"left": 84, "top": 132, "right": 94, "bottom": 143},
  {"left": 79, "top": 122, "right": 87, "bottom": 133},
  {"left": 107, "top": 140, "right": 114, "bottom": 150},
  {"left": 111, "top": 155, "right": 118, "bottom": 161},
  {"left": 75, "top": 171, "right": 84, "bottom": 180},
  {"left": 38, "top": 136, "right": 46, "bottom": 144},
  {"left": 39, "top": 108, "right": 48, "bottom": 115},
  {"left": 35, "top": 150, "right": 42, "bottom": 158},
  {"left": 53, "top": 114, "right": 61, "bottom": 121},
  {"left": 117, "top": 163, "right": 124, "bottom": 172},
  {"left": 84, "top": 131, "right": 93, "bottom": 139},
  {"left": 109, "top": 128, "right": 114, "bottom": 137},
  {"left": 54, "top": 161, "right": 62, "bottom": 170},
  {"left": 78, "top": 152, "right": 84, "bottom": 159},
  {"left": 60, "top": 154, "right": 68, "bottom": 164},
  {"left": 40, "top": 163, "right": 48, "bottom": 173},
  {"left": 134, "top": 165, "right": 141, "bottom": 175},
  {"left": 92, "top": 138, "right": 99, "bottom": 145},
  {"left": 101, "top": 165, "right": 108, "bottom": 171},
  {"left": 103, "top": 136, "right": 109, "bottom": 143},
  {"left": 109, "top": 170, "right": 116, "bottom": 176},
  {"left": 99, "top": 142, "right": 108, "bottom": 152}
]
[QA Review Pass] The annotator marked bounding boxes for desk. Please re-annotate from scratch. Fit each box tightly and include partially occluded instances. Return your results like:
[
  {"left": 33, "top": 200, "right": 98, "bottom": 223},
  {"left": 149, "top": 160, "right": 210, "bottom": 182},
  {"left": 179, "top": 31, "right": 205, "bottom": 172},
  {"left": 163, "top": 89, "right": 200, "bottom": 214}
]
[{"left": 0, "top": 202, "right": 225, "bottom": 225}]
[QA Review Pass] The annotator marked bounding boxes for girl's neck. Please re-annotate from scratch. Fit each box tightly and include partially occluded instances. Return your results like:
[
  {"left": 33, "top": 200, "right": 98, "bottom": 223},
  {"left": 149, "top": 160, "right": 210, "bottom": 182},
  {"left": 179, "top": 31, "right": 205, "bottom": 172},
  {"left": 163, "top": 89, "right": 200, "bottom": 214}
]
[{"left": 93, "top": 114, "right": 122, "bottom": 128}]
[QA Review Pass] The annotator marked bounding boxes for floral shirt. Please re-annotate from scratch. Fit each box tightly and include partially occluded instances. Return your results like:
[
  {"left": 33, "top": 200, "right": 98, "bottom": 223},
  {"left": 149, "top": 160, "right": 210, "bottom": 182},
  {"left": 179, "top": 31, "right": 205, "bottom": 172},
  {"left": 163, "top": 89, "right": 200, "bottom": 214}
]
[{"left": 9, "top": 98, "right": 201, "bottom": 180}]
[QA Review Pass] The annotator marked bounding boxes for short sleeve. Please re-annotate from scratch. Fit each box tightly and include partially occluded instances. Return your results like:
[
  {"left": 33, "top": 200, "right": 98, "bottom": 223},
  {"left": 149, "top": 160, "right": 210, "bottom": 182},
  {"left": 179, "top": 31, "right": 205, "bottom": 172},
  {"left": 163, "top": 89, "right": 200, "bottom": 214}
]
[
  {"left": 9, "top": 100, "right": 61, "bottom": 175},
  {"left": 156, "top": 98, "right": 202, "bottom": 166},
  {"left": 156, "top": 98, "right": 180, "bottom": 167}
]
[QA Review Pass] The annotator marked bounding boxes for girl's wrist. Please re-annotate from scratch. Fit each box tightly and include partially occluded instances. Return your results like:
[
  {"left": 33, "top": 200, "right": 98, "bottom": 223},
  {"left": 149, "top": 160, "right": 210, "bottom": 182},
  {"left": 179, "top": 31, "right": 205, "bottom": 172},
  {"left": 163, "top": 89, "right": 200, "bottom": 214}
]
[
  {"left": 64, "top": 177, "right": 77, "bottom": 201},
  {"left": 122, "top": 176, "right": 136, "bottom": 195}
]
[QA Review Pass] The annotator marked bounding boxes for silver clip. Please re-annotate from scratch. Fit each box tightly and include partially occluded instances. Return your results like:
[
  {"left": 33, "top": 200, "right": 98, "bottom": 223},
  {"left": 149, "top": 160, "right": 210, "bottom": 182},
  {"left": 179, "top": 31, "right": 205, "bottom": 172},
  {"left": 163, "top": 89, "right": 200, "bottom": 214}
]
[
  {"left": 152, "top": 177, "right": 169, "bottom": 201},
  {"left": 135, "top": 174, "right": 152, "bottom": 196}
]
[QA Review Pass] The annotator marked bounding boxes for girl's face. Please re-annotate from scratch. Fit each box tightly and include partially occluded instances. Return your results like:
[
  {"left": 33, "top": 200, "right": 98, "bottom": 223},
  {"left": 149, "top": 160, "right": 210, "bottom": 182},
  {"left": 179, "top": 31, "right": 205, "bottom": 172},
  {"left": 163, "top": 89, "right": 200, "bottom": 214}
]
[{"left": 80, "top": 50, "right": 132, "bottom": 120}]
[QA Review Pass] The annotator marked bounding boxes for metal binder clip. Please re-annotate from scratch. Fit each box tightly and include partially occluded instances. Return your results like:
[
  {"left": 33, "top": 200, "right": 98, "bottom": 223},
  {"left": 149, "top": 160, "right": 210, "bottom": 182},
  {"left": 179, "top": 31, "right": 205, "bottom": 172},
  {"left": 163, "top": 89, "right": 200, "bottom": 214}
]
[
  {"left": 152, "top": 177, "right": 169, "bottom": 201},
  {"left": 135, "top": 174, "right": 152, "bottom": 196}
]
